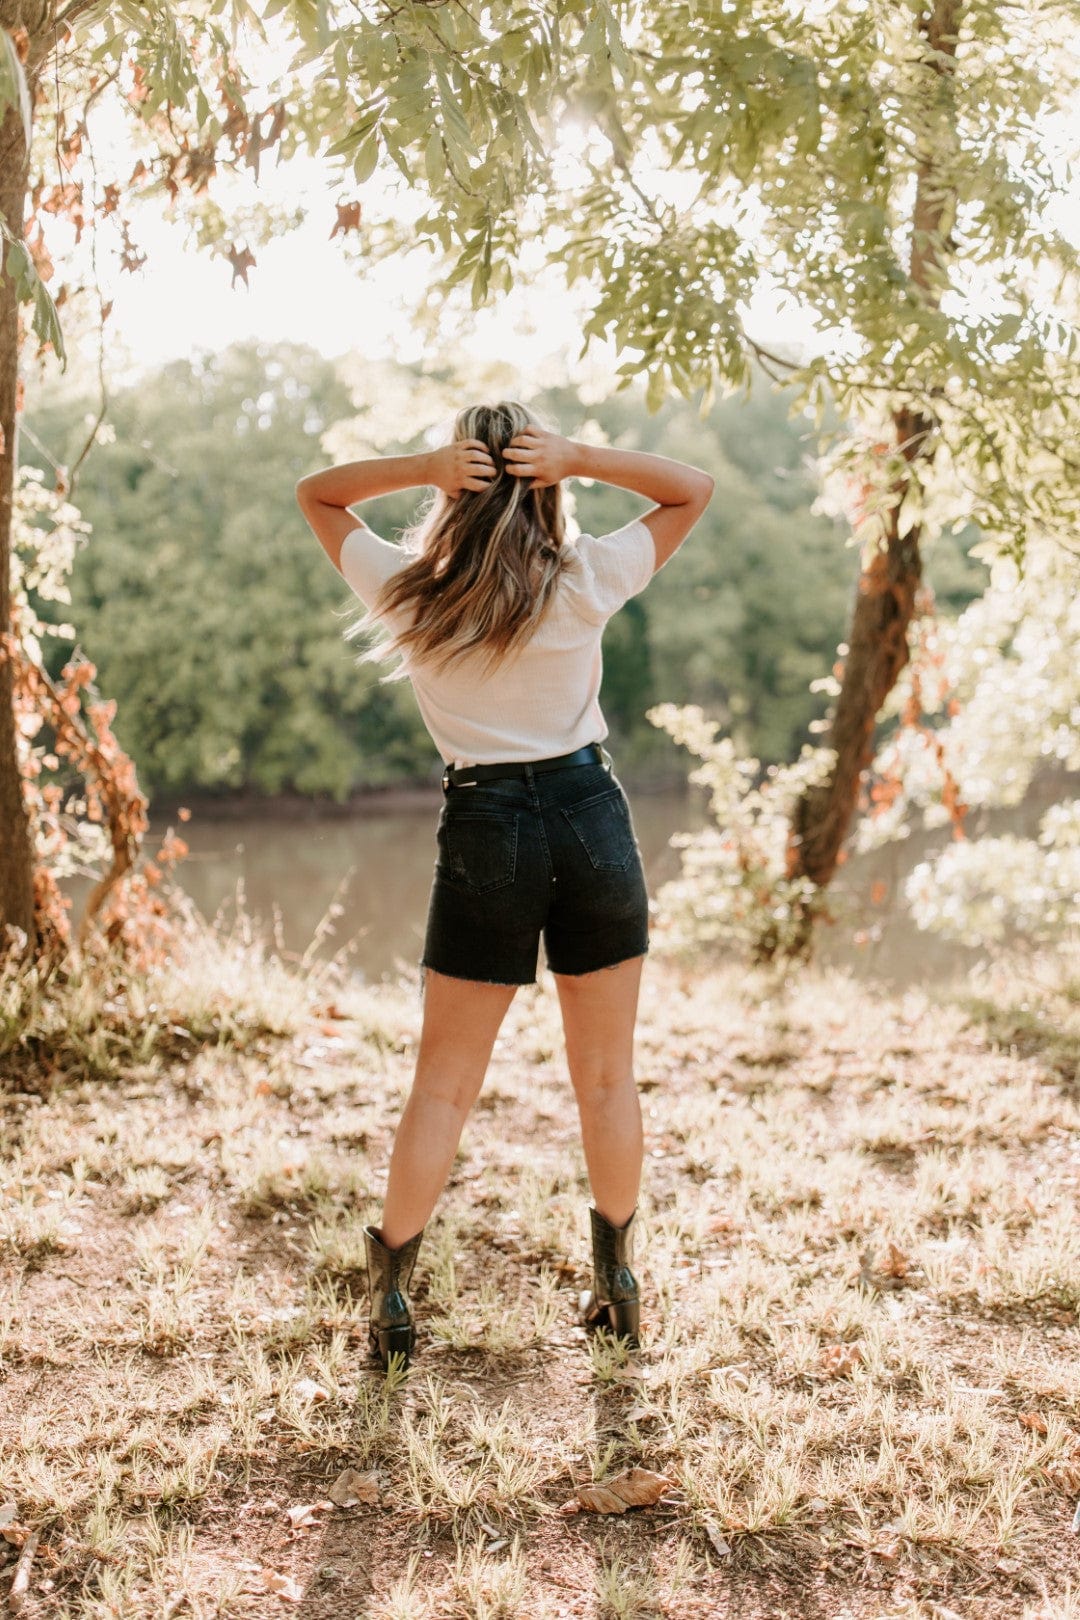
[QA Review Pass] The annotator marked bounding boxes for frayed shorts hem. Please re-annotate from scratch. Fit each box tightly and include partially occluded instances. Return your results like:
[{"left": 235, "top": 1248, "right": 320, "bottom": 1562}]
[
  {"left": 418, "top": 944, "right": 649, "bottom": 992},
  {"left": 419, "top": 960, "right": 536, "bottom": 989},
  {"left": 546, "top": 944, "right": 650, "bottom": 979}
]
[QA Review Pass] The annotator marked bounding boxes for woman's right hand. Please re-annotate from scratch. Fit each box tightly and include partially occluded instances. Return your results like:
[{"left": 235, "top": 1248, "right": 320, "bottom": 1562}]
[
  {"left": 428, "top": 440, "right": 498, "bottom": 497},
  {"left": 501, "top": 426, "right": 577, "bottom": 490}
]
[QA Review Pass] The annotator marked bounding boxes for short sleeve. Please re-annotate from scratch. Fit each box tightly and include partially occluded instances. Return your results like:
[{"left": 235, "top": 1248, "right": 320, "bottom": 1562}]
[
  {"left": 339, "top": 524, "right": 409, "bottom": 612},
  {"left": 571, "top": 518, "right": 656, "bottom": 624}
]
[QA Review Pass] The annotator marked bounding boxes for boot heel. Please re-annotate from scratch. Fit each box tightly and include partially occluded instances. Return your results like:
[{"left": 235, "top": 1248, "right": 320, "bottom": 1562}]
[
  {"left": 606, "top": 1298, "right": 640, "bottom": 1344},
  {"left": 377, "top": 1324, "right": 415, "bottom": 1366}
]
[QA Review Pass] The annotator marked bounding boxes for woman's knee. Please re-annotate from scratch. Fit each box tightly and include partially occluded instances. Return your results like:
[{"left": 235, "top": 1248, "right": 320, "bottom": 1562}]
[
  {"left": 409, "top": 1065, "right": 484, "bottom": 1117},
  {"left": 570, "top": 1066, "right": 636, "bottom": 1110}
]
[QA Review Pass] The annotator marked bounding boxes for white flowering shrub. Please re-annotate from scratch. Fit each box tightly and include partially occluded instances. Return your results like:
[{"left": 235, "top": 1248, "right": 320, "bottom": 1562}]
[
  {"left": 646, "top": 702, "right": 836, "bottom": 962},
  {"left": 860, "top": 539, "right": 1080, "bottom": 944},
  {"left": 10, "top": 467, "right": 113, "bottom": 884}
]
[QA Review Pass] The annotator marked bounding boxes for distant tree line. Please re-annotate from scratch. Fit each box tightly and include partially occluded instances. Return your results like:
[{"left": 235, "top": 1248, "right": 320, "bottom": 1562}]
[{"left": 23, "top": 341, "right": 985, "bottom": 801}]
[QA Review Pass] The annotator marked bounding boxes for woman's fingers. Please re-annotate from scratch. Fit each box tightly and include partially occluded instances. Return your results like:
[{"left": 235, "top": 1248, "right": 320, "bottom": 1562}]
[{"left": 502, "top": 447, "right": 539, "bottom": 475}]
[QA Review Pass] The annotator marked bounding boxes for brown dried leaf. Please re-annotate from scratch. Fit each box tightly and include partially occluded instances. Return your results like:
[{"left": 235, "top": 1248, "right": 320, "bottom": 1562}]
[
  {"left": 1044, "top": 1462, "right": 1080, "bottom": 1494},
  {"left": 1018, "top": 1411, "right": 1049, "bottom": 1435},
  {"left": 819, "top": 1342, "right": 864, "bottom": 1379},
  {"left": 259, "top": 1569, "right": 303, "bottom": 1602},
  {"left": 286, "top": 1501, "right": 332, "bottom": 1529},
  {"left": 292, "top": 1378, "right": 330, "bottom": 1405},
  {"left": 0, "top": 1501, "right": 28, "bottom": 1549},
  {"left": 872, "top": 1537, "right": 900, "bottom": 1560},
  {"left": 575, "top": 1466, "right": 675, "bottom": 1515},
  {"left": 328, "top": 1468, "right": 380, "bottom": 1508},
  {"left": 879, "top": 1241, "right": 911, "bottom": 1279}
]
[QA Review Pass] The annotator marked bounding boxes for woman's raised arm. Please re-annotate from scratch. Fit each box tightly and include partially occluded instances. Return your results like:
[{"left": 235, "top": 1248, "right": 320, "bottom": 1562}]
[
  {"left": 503, "top": 428, "right": 714, "bottom": 571},
  {"left": 295, "top": 442, "right": 497, "bottom": 571}
]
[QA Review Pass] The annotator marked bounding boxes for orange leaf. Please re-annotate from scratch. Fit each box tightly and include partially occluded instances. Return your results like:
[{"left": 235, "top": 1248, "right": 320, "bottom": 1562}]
[
  {"left": 819, "top": 1343, "right": 864, "bottom": 1379},
  {"left": 574, "top": 1467, "right": 675, "bottom": 1515}
]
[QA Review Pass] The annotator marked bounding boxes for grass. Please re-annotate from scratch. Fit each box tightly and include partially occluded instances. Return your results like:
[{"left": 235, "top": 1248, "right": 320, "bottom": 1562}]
[{"left": 2, "top": 905, "right": 1080, "bottom": 1617}]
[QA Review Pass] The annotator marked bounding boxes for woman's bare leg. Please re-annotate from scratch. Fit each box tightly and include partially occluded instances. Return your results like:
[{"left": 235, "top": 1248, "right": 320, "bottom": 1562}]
[
  {"left": 377, "top": 968, "right": 519, "bottom": 1249},
  {"left": 553, "top": 955, "right": 645, "bottom": 1227}
]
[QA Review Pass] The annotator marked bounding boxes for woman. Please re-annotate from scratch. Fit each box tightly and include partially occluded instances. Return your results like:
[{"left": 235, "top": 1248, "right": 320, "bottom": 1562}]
[{"left": 296, "top": 403, "right": 714, "bottom": 1372}]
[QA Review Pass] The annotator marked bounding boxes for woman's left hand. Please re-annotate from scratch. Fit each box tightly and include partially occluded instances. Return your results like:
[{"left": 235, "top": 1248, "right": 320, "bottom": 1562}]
[{"left": 428, "top": 440, "right": 498, "bottom": 497}]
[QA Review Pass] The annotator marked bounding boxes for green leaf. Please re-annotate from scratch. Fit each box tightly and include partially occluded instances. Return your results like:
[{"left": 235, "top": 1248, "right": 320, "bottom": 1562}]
[
  {"left": 2, "top": 235, "right": 66, "bottom": 367},
  {"left": 434, "top": 62, "right": 478, "bottom": 156},
  {"left": 0, "top": 31, "right": 31, "bottom": 146},
  {"left": 645, "top": 364, "right": 667, "bottom": 413},
  {"left": 352, "top": 135, "right": 379, "bottom": 184},
  {"left": 424, "top": 131, "right": 445, "bottom": 186}
]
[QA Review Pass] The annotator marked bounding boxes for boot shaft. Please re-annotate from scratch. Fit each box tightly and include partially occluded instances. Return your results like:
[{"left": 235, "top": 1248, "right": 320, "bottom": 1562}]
[
  {"left": 589, "top": 1204, "right": 638, "bottom": 1306},
  {"left": 364, "top": 1224, "right": 424, "bottom": 1329}
]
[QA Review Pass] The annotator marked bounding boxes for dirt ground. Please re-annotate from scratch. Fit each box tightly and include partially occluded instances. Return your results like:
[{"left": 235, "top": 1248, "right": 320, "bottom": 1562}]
[{"left": 2, "top": 936, "right": 1080, "bottom": 1618}]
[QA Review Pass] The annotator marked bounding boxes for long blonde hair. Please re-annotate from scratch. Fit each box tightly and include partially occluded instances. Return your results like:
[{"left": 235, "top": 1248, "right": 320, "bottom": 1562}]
[{"left": 345, "top": 401, "right": 570, "bottom": 681}]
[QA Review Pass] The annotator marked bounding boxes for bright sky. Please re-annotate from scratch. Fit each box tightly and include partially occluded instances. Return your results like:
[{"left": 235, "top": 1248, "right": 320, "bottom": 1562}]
[
  {"left": 48, "top": 46, "right": 1077, "bottom": 400},
  {"left": 49, "top": 94, "right": 816, "bottom": 397}
]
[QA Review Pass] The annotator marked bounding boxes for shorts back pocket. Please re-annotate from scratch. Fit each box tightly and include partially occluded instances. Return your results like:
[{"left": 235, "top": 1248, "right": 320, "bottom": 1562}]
[
  {"left": 438, "top": 810, "right": 519, "bottom": 893},
  {"left": 561, "top": 787, "right": 636, "bottom": 872}
]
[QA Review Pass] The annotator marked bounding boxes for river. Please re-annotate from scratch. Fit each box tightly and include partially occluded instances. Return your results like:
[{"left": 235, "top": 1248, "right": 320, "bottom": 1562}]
[{"left": 59, "top": 774, "right": 1074, "bottom": 988}]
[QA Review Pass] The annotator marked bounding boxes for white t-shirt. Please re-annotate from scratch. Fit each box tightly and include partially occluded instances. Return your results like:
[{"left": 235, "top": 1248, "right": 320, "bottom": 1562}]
[{"left": 338, "top": 516, "right": 656, "bottom": 767}]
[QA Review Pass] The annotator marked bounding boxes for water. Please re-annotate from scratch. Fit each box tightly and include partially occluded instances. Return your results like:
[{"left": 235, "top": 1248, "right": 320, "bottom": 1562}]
[
  {"left": 60, "top": 777, "right": 1074, "bottom": 988},
  {"left": 137, "top": 788, "right": 705, "bottom": 982}
]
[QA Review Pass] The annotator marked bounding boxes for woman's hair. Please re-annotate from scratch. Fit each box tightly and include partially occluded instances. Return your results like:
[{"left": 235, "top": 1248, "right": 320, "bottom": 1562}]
[{"left": 345, "top": 400, "right": 570, "bottom": 681}]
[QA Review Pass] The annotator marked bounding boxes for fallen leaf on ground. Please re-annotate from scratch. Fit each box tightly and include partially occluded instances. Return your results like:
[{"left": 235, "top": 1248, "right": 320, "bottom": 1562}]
[
  {"left": 858, "top": 1243, "right": 912, "bottom": 1290},
  {"left": 1018, "top": 1411, "right": 1049, "bottom": 1435},
  {"left": 292, "top": 1378, "right": 330, "bottom": 1405},
  {"left": 286, "top": 1501, "right": 333, "bottom": 1529},
  {"left": 0, "top": 1502, "right": 29, "bottom": 1548},
  {"left": 259, "top": 1569, "right": 303, "bottom": 1602},
  {"left": 328, "top": 1467, "right": 380, "bottom": 1507},
  {"left": 709, "top": 1365, "right": 750, "bottom": 1391},
  {"left": 879, "top": 1241, "right": 911, "bottom": 1278},
  {"left": 819, "top": 1342, "right": 864, "bottom": 1379},
  {"left": 572, "top": 1467, "right": 675, "bottom": 1515},
  {"left": 1045, "top": 1451, "right": 1080, "bottom": 1493},
  {"left": 704, "top": 1520, "right": 731, "bottom": 1557}
]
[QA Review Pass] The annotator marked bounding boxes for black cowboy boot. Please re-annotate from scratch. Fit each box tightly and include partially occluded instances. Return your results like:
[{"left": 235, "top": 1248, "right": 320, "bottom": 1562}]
[
  {"left": 363, "top": 1223, "right": 424, "bottom": 1370},
  {"left": 578, "top": 1204, "right": 641, "bottom": 1347}
]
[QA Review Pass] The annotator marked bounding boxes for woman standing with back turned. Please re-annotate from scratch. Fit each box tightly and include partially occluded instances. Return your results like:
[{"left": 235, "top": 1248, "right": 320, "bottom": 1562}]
[{"left": 296, "top": 403, "right": 714, "bottom": 1373}]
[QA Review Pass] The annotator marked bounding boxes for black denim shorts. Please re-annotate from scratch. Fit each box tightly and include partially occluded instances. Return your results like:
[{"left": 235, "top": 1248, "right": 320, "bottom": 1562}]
[{"left": 420, "top": 756, "right": 650, "bottom": 986}]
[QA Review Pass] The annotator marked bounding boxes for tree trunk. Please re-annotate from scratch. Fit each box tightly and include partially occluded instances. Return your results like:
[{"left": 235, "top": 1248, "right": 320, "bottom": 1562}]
[
  {"left": 785, "top": 0, "right": 961, "bottom": 946},
  {"left": 0, "top": 48, "right": 36, "bottom": 962}
]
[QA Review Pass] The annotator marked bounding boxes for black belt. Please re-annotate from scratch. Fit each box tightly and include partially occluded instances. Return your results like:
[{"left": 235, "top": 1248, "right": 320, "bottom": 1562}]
[{"left": 442, "top": 742, "right": 610, "bottom": 791}]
